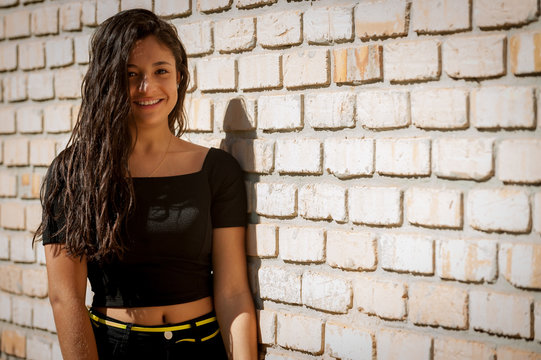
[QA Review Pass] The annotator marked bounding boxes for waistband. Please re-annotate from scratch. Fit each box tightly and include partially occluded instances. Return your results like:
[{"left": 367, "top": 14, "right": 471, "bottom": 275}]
[{"left": 88, "top": 308, "right": 219, "bottom": 341}]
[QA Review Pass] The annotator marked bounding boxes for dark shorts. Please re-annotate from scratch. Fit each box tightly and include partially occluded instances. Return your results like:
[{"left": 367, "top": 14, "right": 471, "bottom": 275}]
[{"left": 89, "top": 308, "right": 228, "bottom": 360}]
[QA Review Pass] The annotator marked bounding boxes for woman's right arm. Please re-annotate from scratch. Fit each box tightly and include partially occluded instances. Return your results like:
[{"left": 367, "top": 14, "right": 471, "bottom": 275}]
[{"left": 45, "top": 244, "right": 99, "bottom": 360}]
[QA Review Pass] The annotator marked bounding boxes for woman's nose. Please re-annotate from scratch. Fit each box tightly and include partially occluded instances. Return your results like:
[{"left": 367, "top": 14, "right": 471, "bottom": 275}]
[{"left": 137, "top": 74, "right": 150, "bottom": 92}]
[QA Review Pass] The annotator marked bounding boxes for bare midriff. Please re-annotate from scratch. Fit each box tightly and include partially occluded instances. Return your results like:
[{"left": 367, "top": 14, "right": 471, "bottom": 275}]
[{"left": 93, "top": 296, "right": 214, "bottom": 326}]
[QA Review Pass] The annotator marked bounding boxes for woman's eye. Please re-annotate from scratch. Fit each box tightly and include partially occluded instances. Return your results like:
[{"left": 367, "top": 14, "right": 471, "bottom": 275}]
[
  {"left": 128, "top": 72, "right": 137, "bottom": 78},
  {"left": 156, "top": 69, "right": 168, "bottom": 75}
]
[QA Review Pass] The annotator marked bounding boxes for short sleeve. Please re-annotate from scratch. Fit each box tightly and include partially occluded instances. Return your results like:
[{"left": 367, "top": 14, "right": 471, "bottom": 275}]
[
  {"left": 209, "top": 149, "right": 247, "bottom": 228},
  {"left": 41, "top": 164, "right": 66, "bottom": 245}
]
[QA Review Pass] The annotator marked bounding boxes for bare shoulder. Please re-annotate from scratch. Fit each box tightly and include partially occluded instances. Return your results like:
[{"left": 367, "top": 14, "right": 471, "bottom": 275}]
[{"left": 168, "top": 138, "right": 210, "bottom": 175}]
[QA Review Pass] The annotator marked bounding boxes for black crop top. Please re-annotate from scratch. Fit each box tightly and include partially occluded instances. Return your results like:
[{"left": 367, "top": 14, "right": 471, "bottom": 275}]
[{"left": 42, "top": 147, "right": 247, "bottom": 307}]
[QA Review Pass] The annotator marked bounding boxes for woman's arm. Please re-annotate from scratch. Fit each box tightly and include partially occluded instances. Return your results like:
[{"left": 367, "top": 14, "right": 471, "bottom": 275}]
[
  {"left": 45, "top": 244, "right": 99, "bottom": 360},
  {"left": 212, "top": 226, "right": 258, "bottom": 360}
]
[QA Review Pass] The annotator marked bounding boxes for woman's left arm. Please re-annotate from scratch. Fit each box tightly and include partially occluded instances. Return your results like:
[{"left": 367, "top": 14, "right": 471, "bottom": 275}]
[{"left": 213, "top": 226, "right": 258, "bottom": 360}]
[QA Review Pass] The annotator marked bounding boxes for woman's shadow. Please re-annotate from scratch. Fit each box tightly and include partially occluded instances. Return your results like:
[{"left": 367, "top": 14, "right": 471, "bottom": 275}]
[{"left": 219, "top": 97, "right": 263, "bottom": 310}]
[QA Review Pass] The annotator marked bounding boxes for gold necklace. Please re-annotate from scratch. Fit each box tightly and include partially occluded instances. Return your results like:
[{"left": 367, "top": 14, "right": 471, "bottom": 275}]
[{"left": 135, "top": 133, "right": 173, "bottom": 178}]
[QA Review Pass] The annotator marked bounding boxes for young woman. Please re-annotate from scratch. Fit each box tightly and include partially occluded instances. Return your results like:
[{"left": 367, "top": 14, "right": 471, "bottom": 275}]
[{"left": 34, "top": 9, "right": 257, "bottom": 359}]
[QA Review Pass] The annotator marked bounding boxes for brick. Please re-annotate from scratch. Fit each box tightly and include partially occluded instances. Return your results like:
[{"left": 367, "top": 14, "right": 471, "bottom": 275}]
[
  {"left": 475, "top": 0, "right": 538, "bottom": 29},
  {"left": 510, "top": 30, "right": 541, "bottom": 75},
  {"left": 33, "top": 298, "right": 56, "bottom": 332},
  {"left": 0, "top": 265, "right": 22, "bottom": 294},
  {"left": 0, "top": 107, "right": 15, "bottom": 133},
  {"left": 184, "top": 96, "right": 212, "bottom": 132},
  {"left": 0, "top": 173, "right": 17, "bottom": 197},
  {"left": 149, "top": 1, "right": 187, "bottom": 16},
  {"left": 276, "top": 139, "right": 321, "bottom": 174},
  {"left": 237, "top": 0, "right": 276, "bottom": 9},
  {"left": 6, "top": 10, "right": 30, "bottom": 39},
  {"left": 264, "top": 349, "right": 304, "bottom": 360},
  {"left": 434, "top": 338, "right": 495, "bottom": 360},
  {"left": 411, "top": 88, "right": 468, "bottom": 129},
  {"left": 258, "top": 94, "right": 302, "bottom": 131},
  {"left": 385, "top": 39, "right": 441, "bottom": 82},
  {"left": 22, "top": 267, "right": 47, "bottom": 297},
  {"left": 443, "top": 34, "right": 506, "bottom": 79},
  {"left": 380, "top": 233, "right": 434, "bottom": 274},
  {"left": 1, "top": 330, "right": 26, "bottom": 358},
  {"left": 376, "top": 138, "right": 431, "bottom": 176},
  {"left": 279, "top": 226, "right": 324, "bottom": 263},
  {"left": 31, "top": 6, "right": 58, "bottom": 35},
  {"left": 26, "top": 202, "right": 42, "bottom": 231},
  {"left": 498, "top": 347, "right": 541, "bottom": 360},
  {"left": 437, "top": 238, "right": 497, "bottom": 283},
  {"left": 500, "top": 243, "right": 541, "bottom": 289},
  {"left": 4, "top": 138, "right": 29, "bottom": 166},
  {"left": 354, "top": 0, "right": 408, "bottom": 40},
  {"left": 468, "top": 188, "right": 530, "bottom": 233},
  {"left": 533, "top": 192, "right": 541, "bottom": 233},
  {"left": 333, "top": 45, "right": 382, "bottom": 85},
  {"left": 470, "top": 289, "right": 531, "bottom": 338},
  {"left": 215, "top": 17, "right": 255, "bottom": 53},
  {"left": 257, "top": 10, "right": 302, "bottom": 48},
  {"left": 324, "top": 138, "right": 373, "bottom": 179},
  {"left": 120, "top": 0, "right": 152, "bottom": 11},
  {"left": 60, "top": 3, "right": 82, "bottom": 31},
  {"left": 238, "top": 53, "right": 281, "bottom": 90},
  {"left": 246, "top": 224, "right": 276, "bottom": 257},
  {"left": 186, "top": 61, "right": 196, "bottom": 93},
  {"left": 533, "top": 301, "right": 541, "bottom": 341},
  {"left": 0, "top": 16, "right": 3, "bottom": 40},
  {"left": 197, "top": 56, "right": 235, "bottom": 92},
  {"left": 12, "top": 296, "right": 33, "bottom": 326},
  {"left": 44, "top": 103, "right": 72, "bottom": 133},
  {"left": 20, "top": 173, "right": 43, "bottom": 199},
  {"left": 357, "top": 90, "right": 410, "bottom": 129},
  {"left": 174, "top": 20, "right": 212, "bottom": 56},
  {"left": 302, "top": 271, "right": 351, "bottom": 313},
  {"left": 0, "top": 42, "right": 17, "bottom": 71},
  {"left": 276, "top": 312, "right": 323, "bottom": 354},
  {"left": 27, "top": 336, "right": 52, "bottom": 360},
  {"left": 255, "top": 182, "right": 296, "bottom": 218},
  {"left": 377, "top": 329, "right": 431, "bottom": 360},
  {"left": 10, "top": 233, "right": 34, "bottom": 262},
  {"left": 197, "top": 0, "right": 231, "bottom": 13},
  {"left": 325, "top": 322, "right": 373, "bottom": 360},
  {"left": 498, "top": 139, "right": 541, "bottom": 184},
  {"left": 327, "top": 230, "right": 376, "bottom": 271},
  {"left": 304, "top": 6, "right": 353, "bottom": 44},
  {"left": 409, "top": 282, "right": 468, "bottom": 329},
  {"left": 214, "top": 96, "right": 256, "bottom": 131},
  {"left": 96, "top": 0, "right": 119, "bottom": 24},
  {"left": 0, "top": 0, "right": 17, "bottom": 7},
  {"left": 283, "top": 49, "right": 329, "bottom": 89},
  {"left": 5, "top": 73, "right": 28, "bottom": 102},
  {"left": 433, "top": 138, "right": 493, "bottom": 180},
  {"left": 412, "top": 0, "right": 471, "bottom": 34},
  {"left": 17, "top": 106, "right": 43, "bottom": 134},
  {"left": 73, "top": 35, "right": 90, "bottom": 65},
  {"left": 471, "top": 86, "right": 535, "bottom": 129},
  {"left": 30, "top": 139, "right": 56, "bottom": 166},
  {"left": 46, "top": 37, "right": 74, "bottom": 69},
  {"left": 81, "top": 1, "right": 97, "bottom": 26},
  {"left": 258, "top": 265, "right": 301, "bottom": 304},
  {"left": 19, "top": 41, "right": 45, "bottom": 70},
  {"left": 405, "top": 187, "right": 462, "bottom": 229},
  {"left": 349, "top": 186, "right": 402, "bottom": 226},
  {"left": 305, "top": 92, "right": 355, "bottom": 129},
  {"left": 230, "top": 139, "right": 274, "bottom": 174},
  {"left": 299, "top": 183, "right": 346, "bottom": 222},
  {"left": 0, "top": 234, "right": 9, "bottom": 259},
  {"left": 0, "top": 292, "right": 11, "bottom": 321},
  {"left": 354, "top": 277, "right": 406, "bottom": 320},
  {"left": 55, "top": 68, "right": 83, "bottom": 99},
  {"left": 28, "top": 72, "right": 54, "bottom": 100},
  {"left": 257, "top": 309, "right": 276, "bottom": 345}
]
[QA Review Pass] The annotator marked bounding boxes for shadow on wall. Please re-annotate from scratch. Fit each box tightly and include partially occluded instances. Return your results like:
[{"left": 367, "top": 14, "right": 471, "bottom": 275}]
[{"left": 219, "top": 97, "right": 263, "bottom": 309}]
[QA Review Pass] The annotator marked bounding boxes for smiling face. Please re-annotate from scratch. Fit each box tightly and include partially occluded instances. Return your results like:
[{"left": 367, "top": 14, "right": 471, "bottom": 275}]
[{"left": 127, "top": 35, "right": 180, "bottom": 127}]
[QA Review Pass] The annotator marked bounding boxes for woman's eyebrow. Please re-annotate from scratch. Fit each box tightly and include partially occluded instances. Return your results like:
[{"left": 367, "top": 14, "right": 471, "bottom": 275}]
[{"left": 127, "top": 61, "right": 173, "bottom": 68}]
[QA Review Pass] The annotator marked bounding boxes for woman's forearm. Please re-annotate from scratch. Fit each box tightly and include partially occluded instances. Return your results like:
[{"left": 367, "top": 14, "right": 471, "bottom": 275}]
[
  {"left": 50, "top": 300, "right": 99, "bottom": 360},
  {"left": 215, "top": 291, "right": 258, "bottom": 360}
]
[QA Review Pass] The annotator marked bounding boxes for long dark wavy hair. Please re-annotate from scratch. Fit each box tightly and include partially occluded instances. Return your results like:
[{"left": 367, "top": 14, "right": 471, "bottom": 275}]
[{"left": 33, "top": 9, "right": 190, "bottom": 262}]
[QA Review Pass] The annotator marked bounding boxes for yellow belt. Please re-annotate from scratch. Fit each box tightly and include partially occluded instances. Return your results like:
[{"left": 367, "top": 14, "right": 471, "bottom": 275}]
[{"left": 88, "top": 311, "right": 220, "bottom": 342}]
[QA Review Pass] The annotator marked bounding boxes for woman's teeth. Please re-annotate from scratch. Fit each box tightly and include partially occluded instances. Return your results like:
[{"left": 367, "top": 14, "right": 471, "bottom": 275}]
[{"left": 136, "top": 99, "right": 161, "bottom": 106}]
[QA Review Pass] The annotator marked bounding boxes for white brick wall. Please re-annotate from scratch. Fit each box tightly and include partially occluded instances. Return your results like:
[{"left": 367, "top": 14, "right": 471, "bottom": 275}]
[
  {"left": 304, "top": 6, "right": 353, "bottom": 44},
  {"left": 405, "top": 187, "right": 462, "bottom": 229},
  {"left": 357, "top": 90, "right": 410, "bottom": 129},
  {"left": 354, "top": 277, "right": 406, "bottom": 320},
  {"left": 278, "top": 226, "right": 324, "bottom": 263},
  {"left": 380, "top": 233, "right": 434, "bottom": 274},
  {"left": 377, "top": 329, "right": 432, "bottom": 360},
  {"left": 302, "top": 271, "right": 351, "bottom": 313},
  {"left": 258, "top": 10, "right": 301, "bottom": 48},
  {"left": 324, "top": 138, "right": 373, "bottom": 179},
  {"left": 326, "top": 230, "right": 376, "bottom": 271}
]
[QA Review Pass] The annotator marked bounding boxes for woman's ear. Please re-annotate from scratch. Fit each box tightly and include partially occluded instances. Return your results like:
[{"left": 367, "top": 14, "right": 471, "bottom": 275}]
[{"left": 176, "top": 71, "right": 181, "bottom": 87}]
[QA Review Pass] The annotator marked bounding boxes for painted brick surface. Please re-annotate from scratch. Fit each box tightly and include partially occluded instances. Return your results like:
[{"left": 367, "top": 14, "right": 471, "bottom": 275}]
[
  {"left": 302, "top": 271, "right": 351, "bottom": 313},
  {"left": 255, "top": 182, "right": 297, "bottom": 218},
  {"left": 510, "top": 30, "right": 541, "bottom": 75},
  {"left": 357, "top": 90, "right": 410, "bottom": 129},
  {"left": 499, "top": 243, "right": 541, "bottom": 289},
  {"left": 257, "top": 309, "right": 276, "bottom": 345},
  {"left": 174, "top": 20, "right": 213, "bottom": 56},
  {"left": 283, "top": 49, "right": 329, "bottom": 89},
  {"left": 333, "top": 45, "right": 382, "bottom": 85},
  {"left": 475, "top": 0, "right": 538, "bottom": 29},
  {"left": 304, "top": 6, "right": 353, "bottom": 44},
  {"left": 324, "top": 138, "right": 373, "bottom": 179},
  {"left": 434, "top": 338, "right": 495, "bottom": 360},
  {"left": 19, "top": 41, "right": 45, "bottom": 70},
  {"left": 258, "top": 265, "right": 301, "bottom": 304},
  {"left": 305, "top": 92, "right": 355, "bottom": 129},
  {"left": 215, "top": 17, "right": 255, "bottom": 53},
  {"left": 230, "top": 139, "right": 274, "bottom": 174},
  {"left": 278, "top": 226, "right": 324, "bottom": 263},
  {"left": 405, "top": 187, "right": 462, "bottom": 229},
  {"left": 298, "top": 183, "right": 346, "bottom": 222},
  {"left": 276, "top": 312, "right": 323, "bottom": 354},
  {"left": 375, "top": 138, "right": 431, "bottom": 176},
  {"left": 377, "top": 329, "right": 432, "bottom": 360},
  {"left": 497, "top": 139, "right": 541, "bottom": 184},
  {"left": 384, "top": 39, "right": 441, "bottom": 82},
  {"left": 354, "top": 277, "right": 406, "bottom": 320},
  {"left": 354, "top": 0, "right": 408, "bottom": 40},
  {"left": 275, "top": 139, "right": 321, "bottom": 175},
  {"left": 380, "top": 233, "right": 434, "bottom": 274},
  {"left": 238, "top": 53, "right": 281, "bottom": 90},
  {"left": 258, "top": 94, "right": 302, "bottom": 131},
  {"left": 257, "top": 10, "right": 302, "bottom": 48},
  {"left": 411, "top": 88, "right": 468, "bottom": 129},
  {"left": 433, "top": 138, "right": 493, "bottom": 180},
  {"left": 326, "top": 230, "right": 376, "bottom": 271},
  {"left": 412, "top": 0, "right": 471, "bottom": 34},
  {"left": 197, "top": 56, "right": 236, "bottom": 92},
  {"left": 349, "top": 186, "right": 402, "bottom": 226},
  {"left": 325, "top": 322, "right": 373, "bottom": 360}
]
